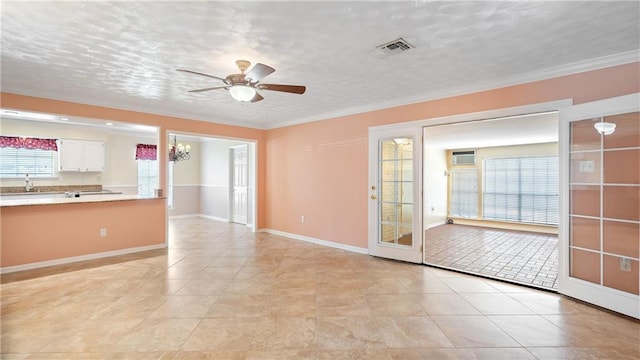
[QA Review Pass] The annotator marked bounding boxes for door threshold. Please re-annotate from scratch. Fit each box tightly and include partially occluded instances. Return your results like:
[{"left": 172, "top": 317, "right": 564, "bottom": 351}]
[{"left": 424, "top": 262, "right": 559, "bottom": 293}]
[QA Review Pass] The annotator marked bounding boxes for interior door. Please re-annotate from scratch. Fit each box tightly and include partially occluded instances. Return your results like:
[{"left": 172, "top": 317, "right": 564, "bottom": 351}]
[
  {"left": 230, "top": 144, "right": 248, "bottom": 224},
  {"left": 559, "top": 93, "right": 639, "bottom": 319},
  {"left": 368, "top": 125, "right": 423, "bottom": 263}
]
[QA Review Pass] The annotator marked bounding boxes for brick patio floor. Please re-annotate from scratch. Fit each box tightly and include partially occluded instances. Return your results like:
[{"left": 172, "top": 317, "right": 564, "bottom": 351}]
[{"left": 424, "top": 224, "right": 558, "bottom": 290}]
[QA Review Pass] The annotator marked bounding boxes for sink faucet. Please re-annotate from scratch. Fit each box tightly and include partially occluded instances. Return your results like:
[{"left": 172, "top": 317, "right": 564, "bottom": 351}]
[{"left": 25, "top": 174, "right": 34, "bottom": 192}]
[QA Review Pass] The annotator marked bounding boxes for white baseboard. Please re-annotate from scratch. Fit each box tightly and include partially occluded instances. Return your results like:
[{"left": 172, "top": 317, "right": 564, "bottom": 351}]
[
  {"left": 426, "top": 221, "right": 447, "bottom": 229},
  {"left": 168, "top": 214, "right": 202, "bottom": 219},
  {"left": 168, "top": 214, "right": 257, "bottom": 228},
  {"left": 199, "top": 214, "right": 229, "bottom": 222},
  {"left": 168, "top": 214, "right": 231, "bottom": 223},
  {"left": 260, "top": 228, "right": 368, "bottom": 255},
  {"left": 0, "top": 244, "right": 166, "bottom": 274},
  {"left": 169, "top": 214, "right": 225, "bottom": 220}
]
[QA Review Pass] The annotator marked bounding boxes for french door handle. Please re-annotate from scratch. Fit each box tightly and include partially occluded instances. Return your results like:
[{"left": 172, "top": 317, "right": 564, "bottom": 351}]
[{"left": 370, "top": 194, "right": 377, "bottom": 200}]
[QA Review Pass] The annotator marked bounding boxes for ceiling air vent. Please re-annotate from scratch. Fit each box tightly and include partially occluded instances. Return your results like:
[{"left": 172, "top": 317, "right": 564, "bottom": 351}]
[{"left": 377, "top": 37, "right": 415, "bottom": 55}]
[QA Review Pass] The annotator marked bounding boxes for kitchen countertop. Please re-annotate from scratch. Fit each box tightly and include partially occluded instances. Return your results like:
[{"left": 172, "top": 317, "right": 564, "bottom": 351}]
[{"left": 0, "top": 194, "right": 164, "bottom": 207}]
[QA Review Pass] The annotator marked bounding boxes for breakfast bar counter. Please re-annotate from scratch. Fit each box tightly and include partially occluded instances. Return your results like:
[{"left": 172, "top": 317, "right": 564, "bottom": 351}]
[
  {"left": 1, "top": 196, "right": 167, "bottom": 272},
  {"left": 0, "top": 193, "right": 159, "bottom": 207}
]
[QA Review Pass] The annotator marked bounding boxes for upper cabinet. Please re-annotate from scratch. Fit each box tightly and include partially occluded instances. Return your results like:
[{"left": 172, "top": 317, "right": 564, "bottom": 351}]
[{"left": 58, "top": 139, "right": 105, "bottom": 172}]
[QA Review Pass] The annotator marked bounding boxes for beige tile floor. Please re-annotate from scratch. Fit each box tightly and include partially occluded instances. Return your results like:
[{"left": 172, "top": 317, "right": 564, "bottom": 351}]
[{"left": 1, "top": 218, "right": 638, "bottom": 359}]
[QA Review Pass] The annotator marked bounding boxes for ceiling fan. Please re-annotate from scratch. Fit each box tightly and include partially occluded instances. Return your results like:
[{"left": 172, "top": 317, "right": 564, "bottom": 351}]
[{"left": 177, "top": 60, "right": 306, "bottom": 103}]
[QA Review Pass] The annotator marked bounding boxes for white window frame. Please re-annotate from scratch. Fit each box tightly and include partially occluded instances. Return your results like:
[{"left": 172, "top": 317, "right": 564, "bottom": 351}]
[
  {"left": 167, "top": 161, "right": 174, "bottom": 208},
  {"left": 0, "top": 147, "right": 57, "bottom": 179},
  {"left": 137, "top": 159, "right": 158, "bottom": 198}
]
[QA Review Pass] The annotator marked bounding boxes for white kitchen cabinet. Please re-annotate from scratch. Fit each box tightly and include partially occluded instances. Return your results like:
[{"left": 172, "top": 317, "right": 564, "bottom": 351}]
[{"left": 58, "top": 139, "right": 105, "bottom": 172}]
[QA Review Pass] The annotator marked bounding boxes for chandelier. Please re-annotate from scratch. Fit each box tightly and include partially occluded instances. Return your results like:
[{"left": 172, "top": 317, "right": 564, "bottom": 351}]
[{"left": 169, "top": 136, "right": 190, "bottom": 162}]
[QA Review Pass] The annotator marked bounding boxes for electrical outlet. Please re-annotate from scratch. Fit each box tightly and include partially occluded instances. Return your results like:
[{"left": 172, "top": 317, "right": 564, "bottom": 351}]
[
  {"left": 301, "top": 215, "right": 305, "bottom": 224},
  {"left": 620, "top": 258, "right": 631, "bottom": 272},
  {"left": 100, "top": 228, "right": 107, "bottom": 237}
]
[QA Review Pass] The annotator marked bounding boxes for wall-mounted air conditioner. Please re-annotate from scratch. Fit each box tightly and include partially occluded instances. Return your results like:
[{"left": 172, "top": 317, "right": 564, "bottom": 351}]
[{"left": 451, "top": 150, "right": 476, "bottom": 165}]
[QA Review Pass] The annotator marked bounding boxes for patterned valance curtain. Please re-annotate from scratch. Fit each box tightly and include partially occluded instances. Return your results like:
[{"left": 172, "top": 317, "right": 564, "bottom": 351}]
[
  {"left": 136, "top": 144, "right": 157, "bottom": 160},
  {"left": 0, "top": 136, "right": 58, "bottom": 151}
]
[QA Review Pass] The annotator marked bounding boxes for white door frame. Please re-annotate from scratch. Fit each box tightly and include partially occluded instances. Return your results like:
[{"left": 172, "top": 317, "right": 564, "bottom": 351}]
[
  {"left": 558, "top": 93, "right": 639, "bottom": 319},
  {"left": 166, "top": 130, "right": 258, "bottom": 233},
  {"left": 368, "top": 124, "right": 423, "bottom": 263},
  {"left": 369, "top": 99, "right": 572, "bottom": 264},
  {"left": 229, "top": 144, "right": 249, "bottom": 225}
]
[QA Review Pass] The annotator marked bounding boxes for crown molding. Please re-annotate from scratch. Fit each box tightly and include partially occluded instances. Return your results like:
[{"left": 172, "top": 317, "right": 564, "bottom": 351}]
[
  {"left": 1, "top": 88, "right": 262, "bottom": 130},
  {"left": 4, "top": 51, "right": 638, "bottom": 131},
  {"left": 267, "top": 50, "right": 640, "bottom": 129}
]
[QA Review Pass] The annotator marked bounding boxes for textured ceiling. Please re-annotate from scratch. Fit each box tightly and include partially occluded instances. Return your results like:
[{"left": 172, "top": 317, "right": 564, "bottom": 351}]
[{"left": 1, "top": 1, "right": 638, "bottom": 129}]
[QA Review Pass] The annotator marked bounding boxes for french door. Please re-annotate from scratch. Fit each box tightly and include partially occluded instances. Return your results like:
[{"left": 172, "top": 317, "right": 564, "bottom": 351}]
[
  {"left": 368, "top": 125, "right": 423, "bottom": 263},
  {"left": 559, "top": 93, "right": 639, "bottom": 319}
]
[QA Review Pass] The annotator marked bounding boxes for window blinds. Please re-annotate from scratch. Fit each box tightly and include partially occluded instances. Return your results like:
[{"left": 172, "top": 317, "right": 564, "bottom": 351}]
[
  {"left": 450, "top": 169, "right": 479, "bottom": 218},
  {"left": 483, "top": 156, "right": 559, "bottom": 225},
  {"left": 137, "top": 160, "right": 159, "bottom": 197},
  {"left": 0, "top": 147, "right": 56, "bottom": 178}
]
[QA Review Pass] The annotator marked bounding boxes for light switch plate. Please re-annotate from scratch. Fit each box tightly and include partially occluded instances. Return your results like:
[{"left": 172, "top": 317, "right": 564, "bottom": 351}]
[{"left": 578, "top": 160, "right": 595, "bottom": 173}]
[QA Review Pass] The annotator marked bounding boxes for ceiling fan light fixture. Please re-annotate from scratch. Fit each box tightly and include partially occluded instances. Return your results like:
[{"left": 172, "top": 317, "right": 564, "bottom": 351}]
[
  {"left": 178, "top": 61, "right": 304, "bottom": 104},
  {"left": 229, "top": 85, "right": 256, "bottom": 102}
]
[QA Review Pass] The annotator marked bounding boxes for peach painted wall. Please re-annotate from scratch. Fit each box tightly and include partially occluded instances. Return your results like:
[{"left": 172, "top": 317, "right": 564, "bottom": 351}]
[
  {"left": 0, "top": 93, "right": 267, "bottom": 229},
  {"left": 1, "top": 63, "right": 638, "bottom": 255},
  {"left": 1, "top": 199, "right": 165, "bottom": 267},
  {"left": 265, "top": 62, "right": 640, "bottom": 248}
]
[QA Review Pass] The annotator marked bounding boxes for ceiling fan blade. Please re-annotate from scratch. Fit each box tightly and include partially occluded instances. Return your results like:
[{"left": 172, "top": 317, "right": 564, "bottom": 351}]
[
  {"left": 245, "top": 63, "right": 275, "bottom": 82},
  {"left": 177, "top": 69, "right": 227, "bottom": 82},
  {"left": 258, "top": 84, "right": 306, "bottom": 94},
  {"left": 188, "top": 86, "right": 229, "bottom": 93},
  {"left": 250, "top": 92, "right": 264, "bottom": 103}
]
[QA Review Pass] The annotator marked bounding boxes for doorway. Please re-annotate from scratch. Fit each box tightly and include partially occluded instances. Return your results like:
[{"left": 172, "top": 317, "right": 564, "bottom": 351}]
[
  {"left": 368, "top": 95, "right": 639, "bottom": 319},
  {"left": 166, "top": 132, "right": 257, "bottom": 230},
  {"left": 423, "top": 112, "right": 560, "bottom": 290},
  {"left": 230, "top": 144, "right": 248, "bottom": 225}
]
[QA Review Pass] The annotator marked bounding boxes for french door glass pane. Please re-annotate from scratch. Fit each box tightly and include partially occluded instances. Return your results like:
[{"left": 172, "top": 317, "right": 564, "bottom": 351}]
[
  {"left": 378, "top": 138, "right": 413, "bottom": 247},
  {"left": 569, "top": 114, "right": 640, "bottom": 295}
]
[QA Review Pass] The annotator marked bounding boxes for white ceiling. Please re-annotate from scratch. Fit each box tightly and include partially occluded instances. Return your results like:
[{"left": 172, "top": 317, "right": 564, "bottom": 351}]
[
  {"left": 1, "top": 1, "right": 638, "bottom": 130},
  {"left": 424, "top": 112, "right": 558, "bottom": 149},
  {"left": 0, "top": 109, "right": 158, "bottom": 136}
]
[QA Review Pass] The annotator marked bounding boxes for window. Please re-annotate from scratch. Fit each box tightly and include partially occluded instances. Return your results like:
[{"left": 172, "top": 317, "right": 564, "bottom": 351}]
[
  {"left": 0, "top": 147, "right": 56, "bottom": 178},
  {"left": 137, "top": 160, "right": 158, "bottom": 197},
  {"left": 483, "top": 156, "right": 558, "bottom": 225},
  {"left": 449, "top": 169, "right": 478, "bottom": 218},
  {"left": 0, "top": 136, "right": 58, "bottom": 178}
]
